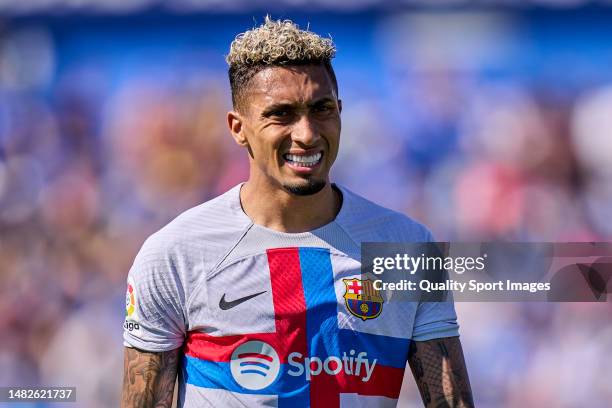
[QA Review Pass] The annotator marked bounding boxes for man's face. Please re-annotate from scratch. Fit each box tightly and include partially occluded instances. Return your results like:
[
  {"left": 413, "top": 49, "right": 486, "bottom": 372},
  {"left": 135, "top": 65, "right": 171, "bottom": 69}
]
[{"left": 230, "top": 64, "right": 341, "bottom": 196}]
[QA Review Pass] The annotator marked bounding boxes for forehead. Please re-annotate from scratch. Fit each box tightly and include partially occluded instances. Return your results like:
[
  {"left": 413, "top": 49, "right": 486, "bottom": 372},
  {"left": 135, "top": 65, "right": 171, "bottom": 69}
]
[{"left": 247, "top": 65, "right": 336, "bottom": 107}]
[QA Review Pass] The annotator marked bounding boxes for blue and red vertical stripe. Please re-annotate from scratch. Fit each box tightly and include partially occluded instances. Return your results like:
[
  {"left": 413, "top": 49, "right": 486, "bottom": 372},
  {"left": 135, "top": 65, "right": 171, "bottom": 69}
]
[{"left": 183, "top": 247, "right": 409, "bottom": 407}]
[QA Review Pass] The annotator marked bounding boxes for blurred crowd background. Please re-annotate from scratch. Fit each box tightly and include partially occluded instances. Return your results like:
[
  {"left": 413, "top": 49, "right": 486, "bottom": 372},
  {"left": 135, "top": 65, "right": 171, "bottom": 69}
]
[{"left": 1, "top": 2, "right": 611, "bottom": 407}]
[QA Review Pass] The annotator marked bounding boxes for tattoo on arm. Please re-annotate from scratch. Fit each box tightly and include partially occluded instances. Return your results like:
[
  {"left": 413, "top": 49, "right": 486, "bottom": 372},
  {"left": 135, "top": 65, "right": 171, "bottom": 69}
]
[
  {"left": 407, "top": 336, "right": 474, "bottom": 408},
  {"left": 121, "top": 347, "right": 180, "bottom": 408}
]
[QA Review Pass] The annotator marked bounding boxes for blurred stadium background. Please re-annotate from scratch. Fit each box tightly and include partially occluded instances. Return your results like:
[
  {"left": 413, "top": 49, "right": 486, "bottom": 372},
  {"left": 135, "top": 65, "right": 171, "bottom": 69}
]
[{"left": 1, "top": 1, "right": 612, "bottom": 407}]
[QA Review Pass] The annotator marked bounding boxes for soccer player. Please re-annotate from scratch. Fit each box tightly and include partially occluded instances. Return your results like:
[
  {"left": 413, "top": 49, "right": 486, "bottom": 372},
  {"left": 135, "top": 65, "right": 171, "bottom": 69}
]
[{"left": 121, "top": 17, "right": 474, "bottom": 408}]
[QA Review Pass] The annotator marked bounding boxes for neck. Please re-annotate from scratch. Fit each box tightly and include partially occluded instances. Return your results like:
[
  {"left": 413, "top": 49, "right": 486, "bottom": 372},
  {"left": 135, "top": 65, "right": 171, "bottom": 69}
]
[{"left": 240, "top": 177, "right": 341, "bottom": 233}]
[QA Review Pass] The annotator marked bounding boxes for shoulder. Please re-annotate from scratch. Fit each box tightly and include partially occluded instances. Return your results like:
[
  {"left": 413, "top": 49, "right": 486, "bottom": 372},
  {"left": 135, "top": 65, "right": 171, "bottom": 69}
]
[
  {"left": 335, "top": 185, "right": 433, "bottom": 243},
  {"left": 133, "top": 184, "right": 252, "bottom": 272}
]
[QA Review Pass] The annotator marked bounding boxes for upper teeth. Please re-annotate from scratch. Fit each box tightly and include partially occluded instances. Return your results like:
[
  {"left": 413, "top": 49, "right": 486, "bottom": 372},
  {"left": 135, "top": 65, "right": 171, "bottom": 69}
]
[{"left": 285, "top": 152, "right": 322, "bottom": 166}]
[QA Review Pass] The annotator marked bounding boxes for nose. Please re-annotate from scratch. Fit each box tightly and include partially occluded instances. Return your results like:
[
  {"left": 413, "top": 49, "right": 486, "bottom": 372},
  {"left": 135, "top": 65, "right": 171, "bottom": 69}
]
[{"left": 291, "top": 114, "right": 320, "bottom": 146}]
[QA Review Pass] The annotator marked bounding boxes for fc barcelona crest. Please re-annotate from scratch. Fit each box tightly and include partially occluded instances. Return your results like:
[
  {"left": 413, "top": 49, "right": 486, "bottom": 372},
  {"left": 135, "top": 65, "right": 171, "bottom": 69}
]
[{"left": 343, "top": 278, "right": 383, "bottom": 321}]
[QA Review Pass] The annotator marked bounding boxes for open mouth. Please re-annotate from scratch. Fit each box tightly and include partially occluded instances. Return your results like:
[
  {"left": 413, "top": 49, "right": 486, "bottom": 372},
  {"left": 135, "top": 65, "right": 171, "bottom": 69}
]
[{"left": 282, "top": 151, "right": 323, "bottom": 168}]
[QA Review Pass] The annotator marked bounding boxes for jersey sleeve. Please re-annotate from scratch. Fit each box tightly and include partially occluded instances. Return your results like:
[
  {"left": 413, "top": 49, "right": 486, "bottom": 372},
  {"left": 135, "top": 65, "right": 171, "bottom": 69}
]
[
  {"left": 123, "top": 236, "right": 187, "bottom": 352},
  {"left": 411, "top": 230, "right": 460, "bottom": 341},
  {"left": 411, "top": 299, "right": 459, "bottom": 341}
]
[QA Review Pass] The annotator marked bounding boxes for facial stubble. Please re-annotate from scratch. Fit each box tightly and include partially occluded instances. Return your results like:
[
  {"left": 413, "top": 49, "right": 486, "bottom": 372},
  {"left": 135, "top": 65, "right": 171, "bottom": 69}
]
[{"left": 282, "top": 178, "right": 327, "bottom": 196}]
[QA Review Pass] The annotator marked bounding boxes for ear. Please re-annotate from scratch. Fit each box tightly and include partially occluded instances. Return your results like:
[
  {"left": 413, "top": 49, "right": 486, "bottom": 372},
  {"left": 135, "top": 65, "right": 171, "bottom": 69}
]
[
  {"left": 227, "top": 110, "right": 248, "bottom": 147},
  {"left": 338, "top": 99, "right": 342, "bottom": 114}
]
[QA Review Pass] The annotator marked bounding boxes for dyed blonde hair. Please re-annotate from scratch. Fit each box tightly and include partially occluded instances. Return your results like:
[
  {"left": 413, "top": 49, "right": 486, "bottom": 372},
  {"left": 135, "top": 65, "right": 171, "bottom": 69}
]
[{"left": 227, "top": 16, "right": 338, "bottom": 110}]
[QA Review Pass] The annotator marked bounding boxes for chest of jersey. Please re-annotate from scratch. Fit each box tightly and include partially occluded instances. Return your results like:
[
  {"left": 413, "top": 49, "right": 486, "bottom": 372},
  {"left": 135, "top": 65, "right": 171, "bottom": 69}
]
[{"left": 181, "top": 247, "right": 418, "bottom": 407}]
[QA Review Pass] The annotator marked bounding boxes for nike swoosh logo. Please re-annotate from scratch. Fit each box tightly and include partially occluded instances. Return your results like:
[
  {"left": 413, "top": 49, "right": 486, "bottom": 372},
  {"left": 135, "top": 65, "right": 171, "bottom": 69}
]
[{"left": 219, "top": 291, "right": 266, "bottom": 310}]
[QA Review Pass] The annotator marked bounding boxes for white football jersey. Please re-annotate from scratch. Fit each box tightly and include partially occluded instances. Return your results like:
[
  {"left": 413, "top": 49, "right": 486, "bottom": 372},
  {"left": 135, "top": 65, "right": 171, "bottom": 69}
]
[{"left": 123, "top": 184, "right": 459, "bottom": 407}]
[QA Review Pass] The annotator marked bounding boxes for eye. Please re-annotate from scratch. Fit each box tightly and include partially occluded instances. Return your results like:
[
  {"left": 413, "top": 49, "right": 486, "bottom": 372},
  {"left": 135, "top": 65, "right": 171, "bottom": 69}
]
[
  {"left": 264, "top": 108, "right": 292, "bottom": 120},
  {"left": 271, "top": 109, "right": 289, "bottom": 118},
  {"left": 313, "top": 104, "right": 334, "bottom": 114}
]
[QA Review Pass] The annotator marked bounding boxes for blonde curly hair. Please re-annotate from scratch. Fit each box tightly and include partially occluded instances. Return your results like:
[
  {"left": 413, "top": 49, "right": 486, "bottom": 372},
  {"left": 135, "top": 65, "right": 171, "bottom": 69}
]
[{"left": 227, "top": 16, "right": 338, "bottom": 110}]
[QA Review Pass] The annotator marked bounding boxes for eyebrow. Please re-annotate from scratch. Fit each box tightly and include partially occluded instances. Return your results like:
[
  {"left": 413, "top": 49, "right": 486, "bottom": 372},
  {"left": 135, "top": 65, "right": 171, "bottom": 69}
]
[
  {"left": 308, "top": 97, "right": 336, "bottom": 107},
  {"left": 261, "top": 96, "right": 337, "bottom": 116}
]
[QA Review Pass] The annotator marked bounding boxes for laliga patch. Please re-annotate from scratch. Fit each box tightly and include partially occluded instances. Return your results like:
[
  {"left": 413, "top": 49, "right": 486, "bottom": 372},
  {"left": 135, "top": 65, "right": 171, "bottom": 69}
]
[
  {"left": 343, "top": 278, "right": 383, "bottom": 321},
  {"left": 124, "top": 276, "right": 141, "bottom": 335},
  {"left": 125, "top": 276, "right": 137, "bottom": 318}
]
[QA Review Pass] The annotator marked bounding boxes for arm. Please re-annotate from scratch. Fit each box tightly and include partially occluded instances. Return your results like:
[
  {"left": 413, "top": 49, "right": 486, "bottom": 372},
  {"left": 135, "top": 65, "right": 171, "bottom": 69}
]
[
  {"left": 121, "top": 346, "right": 180, "bottom": 408},
  {"left": 407, "top": 336, "right": 474, "bottom": 408}
]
